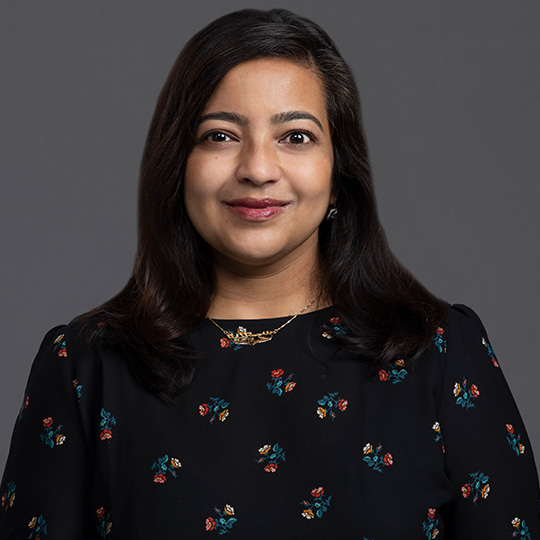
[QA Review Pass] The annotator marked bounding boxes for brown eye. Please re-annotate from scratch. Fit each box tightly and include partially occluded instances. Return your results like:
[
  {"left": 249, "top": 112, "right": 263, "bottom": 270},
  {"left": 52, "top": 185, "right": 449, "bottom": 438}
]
[
  {"left": 281, "top": 131, "right": 315, "bottom": 145},
  {"left": 208, "top": 132, "right": 232, "bottom": 142}
]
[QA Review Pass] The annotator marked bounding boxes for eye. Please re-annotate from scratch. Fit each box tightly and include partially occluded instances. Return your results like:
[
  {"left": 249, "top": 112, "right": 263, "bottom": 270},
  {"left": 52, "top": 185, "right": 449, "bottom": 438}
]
[
  {"left": 203, "top": 131, "right": 233, "bottom": 143},
  {"left": 281, "top": 131, "right": 316, "bottom": 145}
]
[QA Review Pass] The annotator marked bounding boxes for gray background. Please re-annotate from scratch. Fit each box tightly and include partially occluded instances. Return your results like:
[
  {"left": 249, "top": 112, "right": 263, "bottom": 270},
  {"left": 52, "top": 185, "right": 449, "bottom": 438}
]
[{"left": 1, "top": 0, "right": 539, "bottom": 470}]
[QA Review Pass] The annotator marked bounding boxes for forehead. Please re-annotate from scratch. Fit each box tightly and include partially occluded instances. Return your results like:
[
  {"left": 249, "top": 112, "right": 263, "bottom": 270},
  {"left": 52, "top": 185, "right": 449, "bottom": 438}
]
[{"left": 202, "top": 58, "right": 328, "bottom": 121}]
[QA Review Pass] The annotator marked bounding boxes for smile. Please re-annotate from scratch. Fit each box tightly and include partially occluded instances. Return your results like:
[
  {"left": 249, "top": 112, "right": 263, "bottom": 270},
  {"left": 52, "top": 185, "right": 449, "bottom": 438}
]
[{"left": 224, "top": 198, "right": 290, "bottom": 221}]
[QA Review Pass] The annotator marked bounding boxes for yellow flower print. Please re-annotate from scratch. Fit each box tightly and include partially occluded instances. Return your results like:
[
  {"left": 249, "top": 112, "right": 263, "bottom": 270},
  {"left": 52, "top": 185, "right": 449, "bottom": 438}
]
[
  {"left": 28, "top": 517, "right": 37, "bottom": 529},
  {"left": 302, "top": 509, "right": 315, "bottom": 519},
  {"left": 512, "top": 517, "right": 521, "bottom": 528},
  {"left": 453, "top": 383, "right": 461, "bottom": 397},
  {"left": 363, "top": 443, "right": 373, "bottom": 454},
  {"left": 317, "top": 406, "right": 327, "bottom": 419},
  {"left": 224, "top": 504, "right": 235, "bottom": 516},
  {"left": 56, "top": 434, "right": 66, "bottom": 445},
  {"left": 432, "top": 422, "right": 440, "bottom": 432},
  {"left": 481, "top": 484, "right": 490, "bottom": 499},
  {"left": 259, "top": 444, "right": 271, "bottom": 455},
  {"left": 170, "top": 458, "right": 182, "bottom": 469},
  {"left": 218, "top": 409, "right": 229, "bottom": 422}
]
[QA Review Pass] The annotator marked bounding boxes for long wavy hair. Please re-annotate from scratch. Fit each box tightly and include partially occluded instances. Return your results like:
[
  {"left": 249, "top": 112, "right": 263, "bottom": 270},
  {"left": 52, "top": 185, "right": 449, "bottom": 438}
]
[{"left": 79, "top": 8, "right": 447, "bottom": 403}]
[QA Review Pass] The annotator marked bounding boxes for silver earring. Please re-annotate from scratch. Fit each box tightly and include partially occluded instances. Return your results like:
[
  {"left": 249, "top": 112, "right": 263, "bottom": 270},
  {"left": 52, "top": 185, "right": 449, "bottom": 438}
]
[{"left": 326, "top": 206, "right": 338, "bottom": 220}]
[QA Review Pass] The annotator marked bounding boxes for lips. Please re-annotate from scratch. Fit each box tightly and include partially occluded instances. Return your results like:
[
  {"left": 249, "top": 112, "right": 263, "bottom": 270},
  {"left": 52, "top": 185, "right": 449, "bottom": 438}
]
[{"left": 225, "top": 197, "right": 289, "bottom": 220}]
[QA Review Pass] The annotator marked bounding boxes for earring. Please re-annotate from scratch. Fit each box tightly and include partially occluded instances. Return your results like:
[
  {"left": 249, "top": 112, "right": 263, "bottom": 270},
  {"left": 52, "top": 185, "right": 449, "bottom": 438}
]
[{"left": 326, "top": 205, "right": 338, "bottom": 220}]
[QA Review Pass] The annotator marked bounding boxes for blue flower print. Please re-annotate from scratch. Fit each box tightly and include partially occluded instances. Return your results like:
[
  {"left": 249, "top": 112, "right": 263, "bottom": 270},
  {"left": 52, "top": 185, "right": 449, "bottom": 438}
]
[
  {"left": 506, "top": 424, "right": 526, "bottom": 455},
  {"left": 301, "top": 486, "right": 332, "bottom": 519},
  {"left": 266, "top": 369, "right": 296, "bottom": 395},
  {"left": 18, "top": 395, "right": 29, "bottom": 420},
  {"left": 379, "top": 358, "right": 408, "bottom": 384},
  {"left": 422, "top": 508, "right": 440, "bottom": 538},
  {"left": 257, "top": 443, "right": 286, "bottom": 473},
  {"left": 1, "top": 482, "right": 16, "bottom": 511},
  {"left": 152, "top": 454, "right": 182, "bottom": 483},
  {"left": 432, "top": 422, "right": 445, "bottom": 453},
  {"left": 99, "top": 409, "right": 116, "bottom": 441},
  {"left": 199, "top": 397, "right": 230, "bottom": 424},
  {"left": 28, "top": 514, "right": 48, "bottom": 538},
  {"left": 363, "top": 443, "right": 393, "bottom": 473},
  {"left": 317, "top": 392, "right": 348, "bottom": 420},
  {"left": 461, "top": 471, "right": 490, "bottom": 504},
  {"left": 96, "top": 506, "right": 112, "bottom": 537},
  {"left": 432, "top": 327, "right": 447, "bottom": 353},
  {"left": 453, "top": 379, "right": 479, "bottom": 408},
  {"left": 72, "top": 379, "right": 82, "bottom": 402},
  {"left": 511, "top": 517, "right": 531, "bottom": 539},
  {"left": 321, "top": 316, "right": 347, "bottom": 339},
  {"left": 40, "top": 417, "right": 66, "bottom": 448},
  {"left": 53, "top": 334, "right": 67, "bottom": 357},
  {"left": 206, "top": 504, "right": 236, "bottom": 535},
  {"left": 482, "top": 337, "right": 499, "bottom": 367}
]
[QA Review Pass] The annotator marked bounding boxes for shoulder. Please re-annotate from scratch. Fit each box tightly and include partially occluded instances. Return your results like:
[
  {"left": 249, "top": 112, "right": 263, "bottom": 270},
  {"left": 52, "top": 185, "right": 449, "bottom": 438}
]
[
  {"left": 444, "top": 304, "right": 496, "bottom": 363},
  {"left": 28, "top": 315, "right": 109, "bottom": 387}
]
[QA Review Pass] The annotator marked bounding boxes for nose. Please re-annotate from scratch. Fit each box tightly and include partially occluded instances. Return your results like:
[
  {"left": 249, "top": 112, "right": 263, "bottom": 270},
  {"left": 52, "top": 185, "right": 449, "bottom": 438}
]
[{"left": 235, "top": 139, "right": 281, "bottom": 185}]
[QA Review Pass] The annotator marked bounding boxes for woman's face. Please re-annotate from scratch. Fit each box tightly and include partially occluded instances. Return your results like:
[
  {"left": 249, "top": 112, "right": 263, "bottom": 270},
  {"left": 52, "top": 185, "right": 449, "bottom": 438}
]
[{"left": 184, "top": 58, "right": 334, "bottom": 270}]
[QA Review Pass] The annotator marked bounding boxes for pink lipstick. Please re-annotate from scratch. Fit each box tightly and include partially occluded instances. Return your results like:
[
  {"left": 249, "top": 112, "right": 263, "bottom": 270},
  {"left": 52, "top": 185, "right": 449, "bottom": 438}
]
[{"left": 225, "top": 198, "right": 289, "bottom": 221}]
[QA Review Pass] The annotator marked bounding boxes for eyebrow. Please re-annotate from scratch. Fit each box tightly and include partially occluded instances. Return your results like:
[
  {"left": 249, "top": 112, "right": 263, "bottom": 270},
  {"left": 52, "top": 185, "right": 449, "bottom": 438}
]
[{"left": 198, "top": 110, "right": 324, "bottom": 131}]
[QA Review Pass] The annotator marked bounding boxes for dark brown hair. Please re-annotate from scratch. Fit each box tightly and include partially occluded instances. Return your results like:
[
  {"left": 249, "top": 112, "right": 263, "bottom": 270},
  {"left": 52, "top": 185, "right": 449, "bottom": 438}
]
[{"left": 80, "top": 8, "right": 447, "bottom": 403}]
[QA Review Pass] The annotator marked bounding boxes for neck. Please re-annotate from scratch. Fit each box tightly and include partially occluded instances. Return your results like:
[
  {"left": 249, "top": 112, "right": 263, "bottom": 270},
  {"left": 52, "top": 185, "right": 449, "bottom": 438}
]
[{"left": 207, "top": 249, "right": 327, "bottom": 319}]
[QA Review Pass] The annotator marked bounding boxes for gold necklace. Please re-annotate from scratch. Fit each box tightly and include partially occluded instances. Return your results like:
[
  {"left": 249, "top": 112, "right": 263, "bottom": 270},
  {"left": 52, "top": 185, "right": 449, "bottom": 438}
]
[{"left": 207, "top": 299, "right": 316, "bottom": 346}]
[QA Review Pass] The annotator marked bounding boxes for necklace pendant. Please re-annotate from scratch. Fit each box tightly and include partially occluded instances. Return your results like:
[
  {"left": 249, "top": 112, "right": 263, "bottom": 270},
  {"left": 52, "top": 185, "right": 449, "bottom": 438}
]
[{"left": 226, "top": 327, "right": 275, "bottom": 346}]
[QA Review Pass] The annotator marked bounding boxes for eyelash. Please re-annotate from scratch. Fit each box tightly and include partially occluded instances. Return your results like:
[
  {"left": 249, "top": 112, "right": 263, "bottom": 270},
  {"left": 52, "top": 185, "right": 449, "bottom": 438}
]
[
  {"left": 281, "top": 130, "right": 317, "bottom": 145},
  {"left": 198, "top": 129, "right": 317, "bottom": 145}
]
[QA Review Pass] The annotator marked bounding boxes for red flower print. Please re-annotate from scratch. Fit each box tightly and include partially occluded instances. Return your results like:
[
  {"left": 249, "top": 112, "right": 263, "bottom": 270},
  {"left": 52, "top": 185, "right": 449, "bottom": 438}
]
[
  {"left": 96, "top": 507, "right": 105, "bottom": 519},
  {"left": 461, "top": 484, "right": 471, "bottom": 498},
  {"left": 383, "top": 453, "right": 393, "bottom": 466},
  {"left": 337, "top": 399, "right": 348, "bottom": 411},
  {"left": 271, "top": 369, "right": 284, "bottom": 378},
  {"left": 395, "top": 359, "right": 405, "bottom": 367},
  {"left": 311, "top": 487, "right": 324, "bottom": 498},
  {"left": 153, "top": 473, "right": 167, "bottom": 483},
  {"left": 264, "top": 463, "right": 278, "bottom": 473},
  {"left": 437, "top": 327, "right": 444, "bottom": 335},
  {"left": 199, "top": 403, "right": 209, "bottom": 416},
  {"left": 379, "top": 370, "right": 389, "bottom": 381},
  {"left": 24, "top": 396, "right": 29, "bottom": 408},
  {"left": 330, "top": 317, "right": 341, "bottom": 324},
  {"left": 427, "top": 508, "right": 436, "bottom": 519},
  {"left": 100, "top": 429, "right": 112, "bottom": 440},
  {"left": 1, "top": 493, "right": 6, "bottom": 507},
  {"left": 285, "top": 381, "right": 296, "bottom": 392},
  {"left": 470, "top": 384, "right": 480, "bottom": 398},
  {"left": 506, "top": 424, "right": 514, "bottom": 434},
  {"left": 42, "top": 417, "right": 53, "bottom": 428},
  {"left": 206, "top": 517, "right": 216, "bottom": 531},
  {"left": 220, "top": 338, "right": 230, "bottom": 348}
]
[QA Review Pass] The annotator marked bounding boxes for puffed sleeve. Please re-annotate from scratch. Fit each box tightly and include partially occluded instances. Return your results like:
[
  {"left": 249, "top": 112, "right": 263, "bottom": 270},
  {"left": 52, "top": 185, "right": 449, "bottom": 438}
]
[
  {"left": 0, "top": 323, "right": 99, "bottom": 538},
  {"left": 439, "top": 305, "right": 540, "bottom": 538}
]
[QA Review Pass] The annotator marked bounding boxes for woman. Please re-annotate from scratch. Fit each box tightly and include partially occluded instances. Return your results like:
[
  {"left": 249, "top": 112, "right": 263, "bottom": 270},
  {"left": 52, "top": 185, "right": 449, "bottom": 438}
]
[{"left": 1, "top": 8, "right": 538, "bottom": 539}]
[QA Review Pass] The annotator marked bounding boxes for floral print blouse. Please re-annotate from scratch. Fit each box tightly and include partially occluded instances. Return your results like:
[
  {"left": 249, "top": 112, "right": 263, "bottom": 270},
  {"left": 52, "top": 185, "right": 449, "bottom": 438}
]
[{"left": 1, "top": 304, "right": 539, "bottom": 539}]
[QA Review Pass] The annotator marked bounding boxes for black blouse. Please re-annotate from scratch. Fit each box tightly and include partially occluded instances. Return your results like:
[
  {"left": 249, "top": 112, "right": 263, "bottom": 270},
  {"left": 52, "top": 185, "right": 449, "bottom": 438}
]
[{"left": 1, "top": 304, "right": 539, "bottom": 539}]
